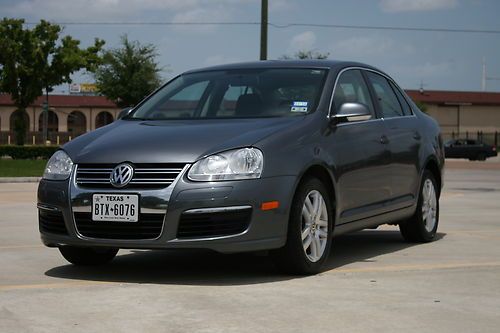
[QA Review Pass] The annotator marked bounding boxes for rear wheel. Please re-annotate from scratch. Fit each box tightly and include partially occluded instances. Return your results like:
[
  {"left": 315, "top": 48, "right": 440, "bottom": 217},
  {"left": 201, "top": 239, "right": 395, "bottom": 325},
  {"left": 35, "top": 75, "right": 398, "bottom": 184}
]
[
  {"left": 59, "top": 246, "right": 118, "bottom": 266},
  {"left": 271, "top": 177, "right": 333, "bottom": 275},
  {"left": 399, "top": 170, "right": 439, "bottom": 242},
  {"left": 476, "top": 152, "right": 487, "bottom": 161}
]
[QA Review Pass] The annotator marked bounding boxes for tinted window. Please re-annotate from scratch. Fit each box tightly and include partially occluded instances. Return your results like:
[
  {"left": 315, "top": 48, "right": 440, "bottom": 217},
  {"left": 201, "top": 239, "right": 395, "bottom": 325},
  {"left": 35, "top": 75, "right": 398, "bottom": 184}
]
[
  {"left": 366, "top": 72, "right": 404, "bottom": 118},
  {"left": 390, "top": 81, "right": 412, "bottom": 116},
  {"left": 130, "top": 69, "right": 327, "bottom": 120},
  {"left": 161, "top": 81, "right": 210, "bottom": 118},
  {"left": 333, "top": 70, "right": 374, "bottom": 116}
]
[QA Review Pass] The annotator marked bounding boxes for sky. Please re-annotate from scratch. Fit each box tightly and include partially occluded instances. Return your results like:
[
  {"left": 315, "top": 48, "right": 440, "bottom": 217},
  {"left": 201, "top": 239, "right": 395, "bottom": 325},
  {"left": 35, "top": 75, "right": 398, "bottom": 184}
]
[{"left": 2, "top": 0, "right": 500, "bottom": 93}]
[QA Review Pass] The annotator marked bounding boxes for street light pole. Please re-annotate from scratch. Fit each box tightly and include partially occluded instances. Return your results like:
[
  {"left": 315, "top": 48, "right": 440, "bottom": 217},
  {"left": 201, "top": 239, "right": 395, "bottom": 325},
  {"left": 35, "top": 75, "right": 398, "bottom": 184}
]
[
  {"left": 42, "top": 87, "right": 49, "bottom": 144},
  {"left": 260, "top": 0, "right": 268, "bottom": 60}
]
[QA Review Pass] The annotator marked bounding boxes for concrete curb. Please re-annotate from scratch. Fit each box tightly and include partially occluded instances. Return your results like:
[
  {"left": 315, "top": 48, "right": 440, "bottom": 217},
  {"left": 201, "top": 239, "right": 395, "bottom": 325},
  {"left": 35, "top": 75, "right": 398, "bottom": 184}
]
[{"left": 0, "top": 177, "right": 42, "bottom": 183}]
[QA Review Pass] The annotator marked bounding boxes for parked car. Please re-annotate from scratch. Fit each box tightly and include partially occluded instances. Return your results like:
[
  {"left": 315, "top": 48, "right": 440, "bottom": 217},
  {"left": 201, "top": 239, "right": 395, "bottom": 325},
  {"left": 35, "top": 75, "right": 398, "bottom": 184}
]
[
  {"left": 444, "top": 139, "right": 497, "bottom": 161},
  {"left": 38, "top": 60, "right": 444, "bottom": 274}
]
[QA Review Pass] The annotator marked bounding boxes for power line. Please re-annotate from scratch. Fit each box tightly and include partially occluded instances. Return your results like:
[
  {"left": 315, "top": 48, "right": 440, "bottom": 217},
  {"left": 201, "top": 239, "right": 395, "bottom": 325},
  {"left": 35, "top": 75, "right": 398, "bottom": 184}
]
[{"left": 23, "top": 21, "right": 500, "bottom": 35}]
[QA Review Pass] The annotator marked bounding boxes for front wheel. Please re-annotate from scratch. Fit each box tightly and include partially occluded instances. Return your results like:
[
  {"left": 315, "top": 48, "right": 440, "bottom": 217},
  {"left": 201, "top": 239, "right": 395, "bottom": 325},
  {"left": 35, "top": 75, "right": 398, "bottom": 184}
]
[
  {"left": 399, "top": 170, "right": 439, "bottom": 242},
  {"left": 271, "top": 177, "right": 333, "bottom": 275},
  {"left": 59, "top": 246, "right": 118, "bottom": 266}
]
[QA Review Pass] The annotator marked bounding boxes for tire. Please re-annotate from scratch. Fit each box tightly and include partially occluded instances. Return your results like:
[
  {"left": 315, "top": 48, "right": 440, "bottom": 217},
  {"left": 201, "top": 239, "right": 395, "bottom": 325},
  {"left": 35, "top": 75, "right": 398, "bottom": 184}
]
[
  {"left": 59, "top": 246, "right": 118, "bottom": 266},
  {"left": 476, "top": 153, "right": 486, "bottom": 161},
  {"left": 399, "top": 170, "right": 439, "bottom": 242},
  {"left": 271, "top": 177, "right": 333, "bottom": 275}
]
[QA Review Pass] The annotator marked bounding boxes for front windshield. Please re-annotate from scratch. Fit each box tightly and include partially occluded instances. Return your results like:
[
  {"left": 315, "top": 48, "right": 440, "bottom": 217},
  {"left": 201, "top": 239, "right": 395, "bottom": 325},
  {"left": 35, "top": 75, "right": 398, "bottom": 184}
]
[{"left": 129, "top": 68, "right": 328, "bottom": 120}]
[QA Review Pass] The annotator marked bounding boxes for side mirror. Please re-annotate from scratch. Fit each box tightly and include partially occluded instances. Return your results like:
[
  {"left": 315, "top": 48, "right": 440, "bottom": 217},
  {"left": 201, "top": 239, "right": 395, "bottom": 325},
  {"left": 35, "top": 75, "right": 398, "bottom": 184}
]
[
  {"left": 330, "top": 103, "right": 372, "bottom": 124},
  {"left": 117, "top": 107, "right": 133, "bottom": 120}
]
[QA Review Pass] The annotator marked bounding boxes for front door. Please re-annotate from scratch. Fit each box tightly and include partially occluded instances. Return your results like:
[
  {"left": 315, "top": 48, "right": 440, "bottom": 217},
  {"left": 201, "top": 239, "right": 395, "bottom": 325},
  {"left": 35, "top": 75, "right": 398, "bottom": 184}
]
[{"left": 328, "top": 69, "right": 393, "bottom": 224}]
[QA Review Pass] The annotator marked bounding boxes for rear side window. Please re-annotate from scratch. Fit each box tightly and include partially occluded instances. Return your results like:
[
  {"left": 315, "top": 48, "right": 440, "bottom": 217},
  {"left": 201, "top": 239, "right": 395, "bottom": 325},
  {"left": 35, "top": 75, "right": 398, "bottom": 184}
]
[
  {"left": 332, "top": 69, "right": 375, "bottom": 116},
  {"left": 390, "top": 81, "right": 412, "bottom": 116},
  {"left": 365, "top": 72, "right": 404, "bottom": 118}
]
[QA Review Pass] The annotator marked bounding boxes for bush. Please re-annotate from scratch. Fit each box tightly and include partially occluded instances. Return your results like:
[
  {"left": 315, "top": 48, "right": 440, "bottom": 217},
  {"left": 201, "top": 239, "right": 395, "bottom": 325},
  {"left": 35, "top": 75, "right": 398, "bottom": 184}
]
[{"left": 0, "top": 145, "right": 59, "bottom": 160}]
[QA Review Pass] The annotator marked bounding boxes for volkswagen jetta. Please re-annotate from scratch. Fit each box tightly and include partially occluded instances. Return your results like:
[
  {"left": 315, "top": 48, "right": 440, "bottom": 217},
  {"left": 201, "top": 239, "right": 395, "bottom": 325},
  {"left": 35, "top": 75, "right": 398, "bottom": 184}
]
[{"left": 38, "top": 60, "right": 444, "bottom": 274}]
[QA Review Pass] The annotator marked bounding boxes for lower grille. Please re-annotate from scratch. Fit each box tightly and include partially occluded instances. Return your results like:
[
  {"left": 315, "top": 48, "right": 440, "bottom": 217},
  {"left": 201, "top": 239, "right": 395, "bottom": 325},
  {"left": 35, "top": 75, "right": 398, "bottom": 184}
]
[
  {"left": 177, "top": 207, "right": 252, "bottom": 239},
  {"left": 74, "top": 212, "right": 165, "bottom": 240},
  {"left": 39, "top": 209, "right": 68, "bottom": 235}
]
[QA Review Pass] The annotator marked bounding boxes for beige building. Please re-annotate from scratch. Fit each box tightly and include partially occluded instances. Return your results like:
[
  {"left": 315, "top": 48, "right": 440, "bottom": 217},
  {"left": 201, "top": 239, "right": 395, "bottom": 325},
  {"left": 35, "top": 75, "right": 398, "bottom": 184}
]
[
  {"left": 1, "top": 90, "right": 499, "bottom": 145},
  {"left": 0, "top": 94, "right": 120, "bottom": 144},
  {"left": 406, "top": 90, "right": 500, "bottom": 144}
]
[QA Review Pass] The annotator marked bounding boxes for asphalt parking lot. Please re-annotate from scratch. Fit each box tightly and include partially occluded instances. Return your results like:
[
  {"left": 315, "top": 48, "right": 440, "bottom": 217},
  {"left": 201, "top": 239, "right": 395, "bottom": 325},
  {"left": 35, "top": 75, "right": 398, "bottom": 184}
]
[{"left": 1, "top": 160, "right": 499, "bottom": 332}]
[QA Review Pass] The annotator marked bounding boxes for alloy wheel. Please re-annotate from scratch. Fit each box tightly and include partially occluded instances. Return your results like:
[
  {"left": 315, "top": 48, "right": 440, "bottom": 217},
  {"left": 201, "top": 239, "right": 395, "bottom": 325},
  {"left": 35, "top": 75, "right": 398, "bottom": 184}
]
[
  {"left": 301, "top": 190, "right": 329, "bottom": 262},
  {"left": 421, "top": 178, "right": 437, "bottom": 232}
]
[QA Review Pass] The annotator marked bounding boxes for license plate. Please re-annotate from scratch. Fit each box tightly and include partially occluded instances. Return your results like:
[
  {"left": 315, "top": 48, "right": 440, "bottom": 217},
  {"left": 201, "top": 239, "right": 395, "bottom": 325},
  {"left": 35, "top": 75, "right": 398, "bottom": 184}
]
[{"left": 92, "top": 194, "right": 139, "bottom": 222}]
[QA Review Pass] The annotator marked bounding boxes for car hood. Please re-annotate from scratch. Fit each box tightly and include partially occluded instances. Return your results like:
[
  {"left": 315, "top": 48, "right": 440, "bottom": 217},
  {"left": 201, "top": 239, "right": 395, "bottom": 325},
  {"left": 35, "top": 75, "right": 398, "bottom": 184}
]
[{"left": 63, "top": 117, "right": 303, "bottom": 164}]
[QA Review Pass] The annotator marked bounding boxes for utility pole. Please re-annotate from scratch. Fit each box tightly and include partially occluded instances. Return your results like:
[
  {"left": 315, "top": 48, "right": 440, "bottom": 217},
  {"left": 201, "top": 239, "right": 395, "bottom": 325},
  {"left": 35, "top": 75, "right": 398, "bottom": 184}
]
[
  {"left": 482, "top": 57, "right": 487, "bottom": 91},
  {"left": 260, "top": 0, "right": 268, "bottom": 60}
]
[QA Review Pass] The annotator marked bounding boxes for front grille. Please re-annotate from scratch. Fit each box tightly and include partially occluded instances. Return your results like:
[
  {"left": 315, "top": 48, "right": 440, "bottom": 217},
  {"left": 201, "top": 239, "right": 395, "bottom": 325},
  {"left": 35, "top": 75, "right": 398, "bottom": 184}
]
[
  {"left": 39, "top": 209, "right": 68, "bottom": 235},
  {"left": 177, "top": 208, "right": 252, "bottom": 239},
  {"left": 76, "top": 163, "right": 186, "bottom": 189},
  {"left": 74, "top": 212, "right": 165, "bottom": 239}
]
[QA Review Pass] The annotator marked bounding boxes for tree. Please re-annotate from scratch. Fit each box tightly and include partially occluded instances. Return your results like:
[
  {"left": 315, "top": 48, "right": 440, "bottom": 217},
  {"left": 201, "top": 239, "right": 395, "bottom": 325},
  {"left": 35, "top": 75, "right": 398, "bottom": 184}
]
[
  {"left": 415, "top": 100, "right": 428, "bottom": 113},
  {"left": 0, "top": 18, "right": 104, "bottom": 145},
  {"left": 280, "top": 50, "right": 330, "bottom": 60},
  {"left": 93, "top": 35, "right": 163, "bottom": 108}
]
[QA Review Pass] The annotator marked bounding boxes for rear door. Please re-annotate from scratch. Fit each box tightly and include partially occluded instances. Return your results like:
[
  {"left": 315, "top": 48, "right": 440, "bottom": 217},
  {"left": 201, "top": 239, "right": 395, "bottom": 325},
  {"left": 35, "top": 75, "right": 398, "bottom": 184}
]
[
  {"left": 329, "top": 69, "right": 393, "bottom": 224},
  {"left": 364, "top": 71, "right": 420, "bottom": 208}
]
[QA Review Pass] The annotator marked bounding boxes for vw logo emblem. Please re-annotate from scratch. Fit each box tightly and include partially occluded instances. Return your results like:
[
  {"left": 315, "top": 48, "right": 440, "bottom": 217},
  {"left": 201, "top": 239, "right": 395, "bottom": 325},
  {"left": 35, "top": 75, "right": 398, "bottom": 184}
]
[{"left": 110, "top": 163, "right": 134, "bottom": 188}]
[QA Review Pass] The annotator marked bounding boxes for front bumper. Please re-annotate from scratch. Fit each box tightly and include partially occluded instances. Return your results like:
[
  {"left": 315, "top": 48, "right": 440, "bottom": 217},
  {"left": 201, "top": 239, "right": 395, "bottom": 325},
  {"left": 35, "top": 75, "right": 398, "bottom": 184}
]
[{"left": 37, "top": 169, "right": 296, "bottom": 253}]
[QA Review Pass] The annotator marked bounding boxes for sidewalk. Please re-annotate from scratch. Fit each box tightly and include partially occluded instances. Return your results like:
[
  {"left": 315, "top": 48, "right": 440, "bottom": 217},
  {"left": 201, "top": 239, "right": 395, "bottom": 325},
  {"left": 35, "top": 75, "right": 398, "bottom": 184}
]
[{"left": 0, "top": 177, "right": 42, "bottom": 183}]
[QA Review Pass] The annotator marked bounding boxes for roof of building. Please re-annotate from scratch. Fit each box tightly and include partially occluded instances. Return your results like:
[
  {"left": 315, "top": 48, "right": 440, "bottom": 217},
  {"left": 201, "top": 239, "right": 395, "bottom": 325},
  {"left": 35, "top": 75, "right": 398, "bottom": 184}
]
[
  {"left": 0, "top": 93, "right": 117, "bottom": 108},
  {"left": 406, "top": 90, "right": 500, "bottom": 106}
]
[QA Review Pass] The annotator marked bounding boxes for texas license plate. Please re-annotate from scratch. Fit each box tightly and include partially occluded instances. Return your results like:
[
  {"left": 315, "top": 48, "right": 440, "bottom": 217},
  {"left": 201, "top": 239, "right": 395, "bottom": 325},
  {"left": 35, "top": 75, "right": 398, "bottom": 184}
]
[{"left": 92, "top": 194, "right": 139, "bottom": 222}]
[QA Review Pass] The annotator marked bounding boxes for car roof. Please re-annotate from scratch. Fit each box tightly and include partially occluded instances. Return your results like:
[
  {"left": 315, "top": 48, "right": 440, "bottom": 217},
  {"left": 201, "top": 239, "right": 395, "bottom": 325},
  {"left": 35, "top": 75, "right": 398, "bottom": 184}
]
[{"left": 184, "top": 60, "right": 384, "bottom": 75}]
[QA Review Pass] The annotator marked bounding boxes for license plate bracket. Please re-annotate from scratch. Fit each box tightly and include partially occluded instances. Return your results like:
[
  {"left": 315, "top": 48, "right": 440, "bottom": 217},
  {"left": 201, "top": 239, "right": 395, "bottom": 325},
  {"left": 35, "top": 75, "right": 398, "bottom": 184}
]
[{"left": 92, "top": 194, "right": 139, "bottom": 222}]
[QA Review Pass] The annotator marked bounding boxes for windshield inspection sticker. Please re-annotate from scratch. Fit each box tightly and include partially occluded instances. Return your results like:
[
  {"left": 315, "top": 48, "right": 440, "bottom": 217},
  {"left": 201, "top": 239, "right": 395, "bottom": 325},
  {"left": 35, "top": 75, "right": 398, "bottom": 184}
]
[{"left": 291, "top": 101, "right": 308, "bottom": 112}]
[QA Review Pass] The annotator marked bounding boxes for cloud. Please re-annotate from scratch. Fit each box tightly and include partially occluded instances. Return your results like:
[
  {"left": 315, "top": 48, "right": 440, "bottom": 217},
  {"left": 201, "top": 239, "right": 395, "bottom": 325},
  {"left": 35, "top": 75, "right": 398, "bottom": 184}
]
[
  {"left": 380, "top": 0, "right": 458, "bottom": 13},
  {"left": 332, "top": 35, "right": 415, "bottom": 59},
  {"left": 171, "top": 7, "right": 232, "bottom": 33},
  {"left": 289, "top": 31, "right": 316, "bottom": 51},
  {"left": 390, "top": 61, "right": 454, "bottom": 78},
  {"left": 269, "top": 0, "right": 296, "bottom": 12},
  {"left": 2, "top": 0, "right": 248, "bottom": 21},
  {"left": 204, "top": 55, "right": 241, "bottom": 66}
]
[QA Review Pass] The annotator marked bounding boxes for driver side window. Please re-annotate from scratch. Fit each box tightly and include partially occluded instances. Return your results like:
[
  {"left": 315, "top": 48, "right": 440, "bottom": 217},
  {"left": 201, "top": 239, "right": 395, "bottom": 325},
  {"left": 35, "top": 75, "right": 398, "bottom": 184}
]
[{"left": 332, "top": 69, "right": 375, "bottom": 116}]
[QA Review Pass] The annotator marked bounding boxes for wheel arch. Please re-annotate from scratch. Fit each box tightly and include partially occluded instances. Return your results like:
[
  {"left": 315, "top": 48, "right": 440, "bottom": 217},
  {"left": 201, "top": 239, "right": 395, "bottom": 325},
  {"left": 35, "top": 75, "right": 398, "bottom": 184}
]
[
  {"left": 422, "top": 157, "right": 442, "bottom": 198},
  {"left": 293, "top": 163, "right": 337, "bottom": 212}
]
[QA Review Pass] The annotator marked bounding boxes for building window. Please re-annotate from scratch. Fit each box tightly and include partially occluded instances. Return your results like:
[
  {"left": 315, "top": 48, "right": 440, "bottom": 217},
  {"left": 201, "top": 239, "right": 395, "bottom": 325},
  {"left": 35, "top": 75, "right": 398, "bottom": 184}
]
[
  {"left": 95, "top": 111, "right": 114, "bottom": 128},
  {"left": 38, "top": 110, "right": 59, "bottom": 133},
  {"left": 68, "top": 111, "right": 87, "bottom": 136},
  {"left": 10, "top": 111, "right": 29, "bottom": 133}
]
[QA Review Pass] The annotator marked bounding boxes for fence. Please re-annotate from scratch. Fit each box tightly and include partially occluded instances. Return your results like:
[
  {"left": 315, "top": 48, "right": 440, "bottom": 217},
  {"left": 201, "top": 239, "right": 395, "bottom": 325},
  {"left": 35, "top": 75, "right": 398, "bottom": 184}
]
[
  {"left": 442, "top": 131, "right": 499, "bottom": 147},
  {"left": 1, "top": 130, "right": 498, "bottom": 147},
  {"left": 0, "top": 132, "right": 83, "bottom": 145}
]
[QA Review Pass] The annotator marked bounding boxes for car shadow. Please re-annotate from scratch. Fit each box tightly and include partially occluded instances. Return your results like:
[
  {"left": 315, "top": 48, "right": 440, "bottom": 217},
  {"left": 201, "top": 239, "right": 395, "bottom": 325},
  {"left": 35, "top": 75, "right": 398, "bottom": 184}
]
[{"left": 45, "top": 229, "right": 446, "bottom": 286}]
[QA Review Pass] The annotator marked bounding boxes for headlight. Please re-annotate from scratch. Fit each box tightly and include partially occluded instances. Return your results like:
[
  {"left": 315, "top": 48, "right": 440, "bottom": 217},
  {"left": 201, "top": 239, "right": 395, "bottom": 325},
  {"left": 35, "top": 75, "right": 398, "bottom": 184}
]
[
  {"left": 43, "top": 150, "right": 74, "bottom": 180},
  {"left": 188, "top": 148, "right": 264, "bottom": 181}
]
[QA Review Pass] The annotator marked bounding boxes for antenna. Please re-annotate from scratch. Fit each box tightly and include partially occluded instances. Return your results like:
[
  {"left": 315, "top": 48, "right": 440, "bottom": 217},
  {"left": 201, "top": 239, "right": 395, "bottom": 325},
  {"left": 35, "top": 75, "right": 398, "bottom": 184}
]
[
  {"left": 419, "top": 80, "right": 427, "bottom": 94},
  {"left": 482, "top": 57, "right": 500, "bottom": 91}
]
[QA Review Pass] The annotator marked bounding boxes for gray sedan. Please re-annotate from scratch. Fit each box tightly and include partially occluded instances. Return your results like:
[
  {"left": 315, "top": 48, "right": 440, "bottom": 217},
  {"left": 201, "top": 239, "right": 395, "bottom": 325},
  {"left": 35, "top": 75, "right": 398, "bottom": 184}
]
[{"left": 38, "top": 60, "right": 444, "bottom": 274}]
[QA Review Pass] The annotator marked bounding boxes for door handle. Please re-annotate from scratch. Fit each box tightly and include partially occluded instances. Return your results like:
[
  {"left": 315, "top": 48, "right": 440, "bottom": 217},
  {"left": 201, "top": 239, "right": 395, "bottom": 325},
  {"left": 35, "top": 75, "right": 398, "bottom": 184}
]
[
  {"left": 413, "top": 132, "right": 421, "bottom": 140},
  {"left": 380, "top": 135, "right": 389, "bottom": 144}
]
